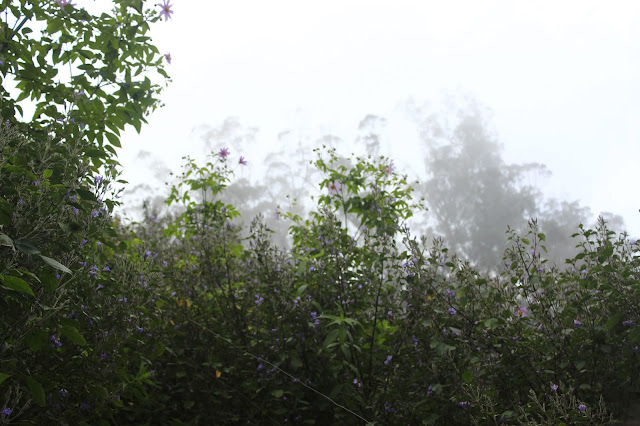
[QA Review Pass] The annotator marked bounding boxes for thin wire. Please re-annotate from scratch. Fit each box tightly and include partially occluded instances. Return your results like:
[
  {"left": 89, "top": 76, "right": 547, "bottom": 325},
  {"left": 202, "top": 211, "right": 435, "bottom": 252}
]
[{"left": 175, "top": 310, "right": 373, "bottom": 425}]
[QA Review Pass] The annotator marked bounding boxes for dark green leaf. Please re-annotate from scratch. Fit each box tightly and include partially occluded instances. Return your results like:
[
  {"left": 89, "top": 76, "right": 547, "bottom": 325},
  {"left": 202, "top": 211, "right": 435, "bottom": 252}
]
[
  {"left": 1, "top": 275, "right": 34, "bottom": 296},
  {"left": 0, "top": 233, "right": 14, "bottom": 249},
  {"left": 26, "top": 376, "right": 45, "bottom": 406},
  {"left": 605, "top": 314, "right": 622, "bottom": 330},
  {"left": 40, "top": 255, "right": 72, "bottom": 274},
  {"left": 60, "top": 325, "right": 87, "bottom": 346},
  {"left": 41, "top": 272, "right": 58, "bottom": 293},
  {"left": 0, "top": 373, "right": 11, "bottom": 386},
  {"left": 15, "top": 239, "right": 40, "bottom": 255}
]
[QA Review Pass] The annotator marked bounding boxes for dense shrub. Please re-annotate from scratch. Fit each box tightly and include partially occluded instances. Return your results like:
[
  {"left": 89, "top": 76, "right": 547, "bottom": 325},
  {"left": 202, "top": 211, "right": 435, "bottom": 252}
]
[
  {"left": 2, "top": 3, "right": 639, "bottom": 425},
  {"left": 56, "top": 148, "right": 635, "bottom": 425}
]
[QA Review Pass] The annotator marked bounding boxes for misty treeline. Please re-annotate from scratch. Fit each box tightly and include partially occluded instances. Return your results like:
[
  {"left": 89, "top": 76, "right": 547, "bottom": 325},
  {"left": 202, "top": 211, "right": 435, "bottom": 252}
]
[{"left": 128, "top": 96, "right": 626, "bottom": 273}]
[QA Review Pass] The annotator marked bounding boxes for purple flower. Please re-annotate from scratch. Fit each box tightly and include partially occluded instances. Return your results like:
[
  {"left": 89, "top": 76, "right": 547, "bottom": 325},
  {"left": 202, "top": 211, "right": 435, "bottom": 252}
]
[
  {"left": 164, "top": 53, "right": 171, "bottom": 64},
  {"left": 448, "top": 307, "right": 457, "bottom": 315},
  {"left": 81, "top": 239, "right": 88, "bottom": 247},
  {"left": 80, "top": 403, "right": 90, "bottom": 411},
  {"left": 239, "top": 156, "right": 247, "bottom": 166},
  {"left": 458, "top": 401, "right": 471, "bottom": 408},
  {"left": 623, "top": 320, "right": 634, "bottom": 327},
  {"left": 59, "top": 389, "right": 70, "bottom": 398},
  {"left": 384, "top": 160, "right": 395, "bottom": 175},
  {"left": 55, "top": 0, "right": 75, "bottom": 7},
  {"left": 384, "top": 355, "right": 392, "bottom": 365},
  {"left": 136, "top": 326, "right": 144, "bottom": 333},
  {"left": 427, "top": 385, "right": 433, "bottom": 396},
  {"left": 1, "top": 408, "right": 11, "bottom": 415},
  {"left": 515, "top": 306, "right": 528, "bottom": 317},
  {"left": 574, "top": 320, "right": 582, "bottom": 327},
  {"left": 579, "top": 404, "right": 586, "bottom": 412},
  {"left": 50, "top": 334, "right": 62, "bottom": 348},
  {"left": 159, "top": 0, "right": 173, "bottom": 21},
  {"left": 328, "top": 180, "right": 342, "bottom": 195},
  {"left": 218, "top": 147, "right": 230, "bottom": 159},
  {"left": 551, "top": 384, "right": 558, "bottom": 391},
  {"left": 102, "top": 266, "right": 111, "bottom": 272},
  {"left": 91, "top": 210, "right": 99, "bottom": 218},
  {"left": 353, "top": 378, "right": 358, "bottom": 385}
]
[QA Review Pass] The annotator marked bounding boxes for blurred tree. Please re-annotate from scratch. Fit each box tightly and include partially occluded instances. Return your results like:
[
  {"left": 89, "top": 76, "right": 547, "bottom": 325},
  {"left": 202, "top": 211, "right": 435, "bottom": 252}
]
[{"left": 412, "top": 97, "right": 604, "bottom": 271}]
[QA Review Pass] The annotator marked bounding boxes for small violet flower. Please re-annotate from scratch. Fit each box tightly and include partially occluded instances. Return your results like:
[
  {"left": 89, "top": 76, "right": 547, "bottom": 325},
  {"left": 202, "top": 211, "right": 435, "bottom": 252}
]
[
  {"left": 55, "top": 0, "right": 75, "bottom": 7},
  {"left": 164, "top": 53, "right": 171, "bottom": 64},
  {"left": 448, "top": 307, "right": 457, "bottom": 316},
  {"left": 159, "top": 0, "right": 173, "bottom": 21},
  {"left": 1, "top": 408, "right": 11, "bottom": 415},
  {"left": 328, "top": 180, "right": 342, "bottom": 195},
  {"left": 218, "top": 147, "right": 230, "bottom": 159},
  {"left": 551, "top": 384, "right": 558, "bottom": 391},
  {"left": 579, "top": 404, "right": 586, "bottom": 412},
  {"left": 239, "top": 156, "right": 247, "bottom": 166}
]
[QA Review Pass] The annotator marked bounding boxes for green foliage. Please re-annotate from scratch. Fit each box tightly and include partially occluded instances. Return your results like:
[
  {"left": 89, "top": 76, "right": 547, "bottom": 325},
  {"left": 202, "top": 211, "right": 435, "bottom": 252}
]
[
  {"left": 1, "top": 0, "right": 169, "bottom": 162},
  {"left": 2, "top": 2, "right": 639, "bottom": 423},
  {"left": 0, "top": 1, "right": 170, "bottom": 422},
  {"left": 82, "top": 151, "right": 639, "bottom": 425}
]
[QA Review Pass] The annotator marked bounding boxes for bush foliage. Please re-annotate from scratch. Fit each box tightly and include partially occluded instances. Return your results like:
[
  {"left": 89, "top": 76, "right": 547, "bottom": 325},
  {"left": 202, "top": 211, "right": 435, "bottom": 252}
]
[
  {"left": 2, "top": 2, "right": 640, "bottom": 425},
  {"left": 2, "top": 132, "right": 640, "bottom": 424}
]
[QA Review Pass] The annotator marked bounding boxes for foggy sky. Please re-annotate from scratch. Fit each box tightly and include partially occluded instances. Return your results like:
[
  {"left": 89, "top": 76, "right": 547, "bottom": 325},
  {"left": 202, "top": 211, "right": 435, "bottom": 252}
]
[{"left": 117, "top": 0, "right": 640, "bottom": 236}]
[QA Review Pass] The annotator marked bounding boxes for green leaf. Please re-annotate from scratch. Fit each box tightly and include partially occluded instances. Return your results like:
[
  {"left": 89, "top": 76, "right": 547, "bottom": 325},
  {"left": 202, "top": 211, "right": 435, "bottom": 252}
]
[
  {"left": 26, "top": 376, "right": 45, "bottom": 407},
  {"left": 76, "top": 188, "right": 97, "bottom": 202},
  {"left": 484, "top": 318, "right": 499, "bottom": 330},
  {"left": 0, "top": 233, "right": 14, "bottom": 249},
  {"left": 271, "top": 389, "right": 284, "bottom": 398},
  {"left": 0, "top": 373, "right": 11, "bottom": 386},
  {"left": 605, "top": 314, "right": 622, "bottom": 330},
  {"left": 104, "top": 131, "right": 121, "bottom": 148},
  {"left": 521, "top": 238, "right": 530, "bottom": 245},
  {"left": 15, "top": 239, "right": 40, "bottom": 255},
  {"left": 25, "top": 329, "right": 46, "bottom": 353},
  {"left": 462, "top": 370, "right": 473, "bottom": 383},
  {"left": 41, "top": 272, "right": 58, "bottom": 293},
  {"left": 60, "top": 325, "right": 87, "bottom": 346},
  {"left": 43, "top": 169, "right": 53, "bottom": 179},
  {"left": 0, "top": 275, "right": 34, "bottom": 296},
  {"left": 40, "top": 255, "right": 72, "bottom": 274}
]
